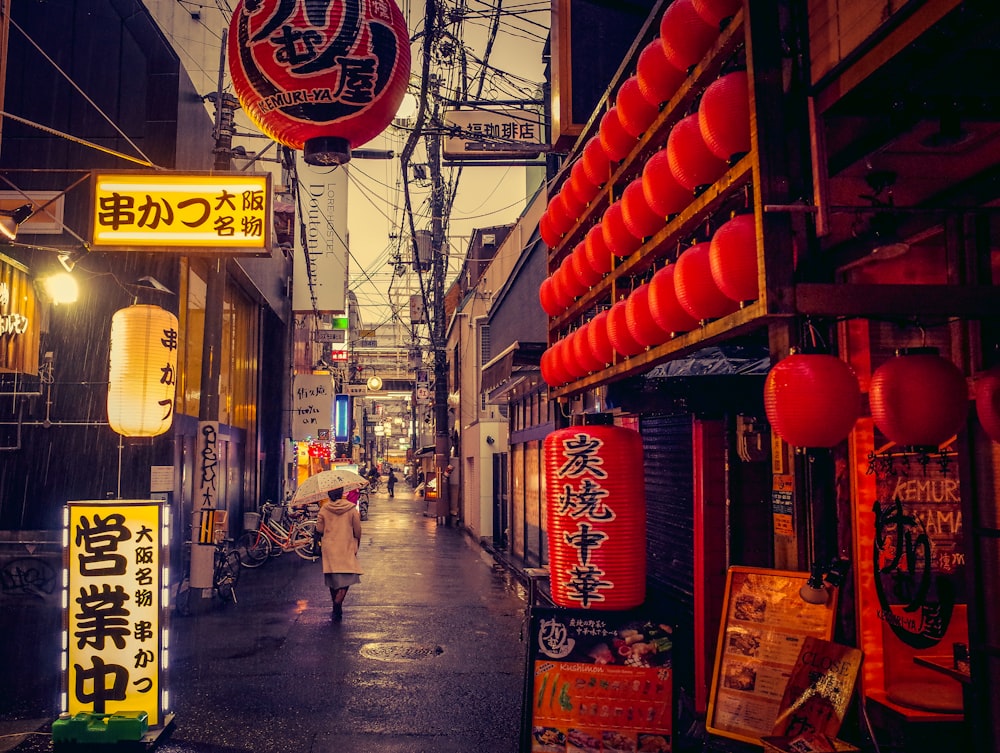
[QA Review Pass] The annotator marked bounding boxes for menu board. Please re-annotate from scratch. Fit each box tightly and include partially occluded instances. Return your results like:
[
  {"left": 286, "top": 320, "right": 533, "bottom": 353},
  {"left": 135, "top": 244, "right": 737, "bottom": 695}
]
[
  {"left": 521, "top": 606, "right": 673, "bottom": 753},
  {"left": 706, "top": 567, "right": 837, "bottom": 745}
]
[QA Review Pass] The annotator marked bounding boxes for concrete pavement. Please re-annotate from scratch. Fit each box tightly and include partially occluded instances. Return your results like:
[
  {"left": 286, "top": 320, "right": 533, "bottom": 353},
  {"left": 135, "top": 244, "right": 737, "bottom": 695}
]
[{"left": 0, "top": 485, "right": 530, "bottom": 753}]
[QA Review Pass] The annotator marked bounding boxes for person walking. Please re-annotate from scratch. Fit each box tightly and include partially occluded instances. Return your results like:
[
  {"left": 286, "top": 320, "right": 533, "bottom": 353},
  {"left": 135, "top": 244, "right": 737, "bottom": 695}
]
[
  {"left": 387, "top": 467, "right": 397, "bottom": 498},
  {"left": 314, "top": 486, "right": 362, "bottom": 621}
]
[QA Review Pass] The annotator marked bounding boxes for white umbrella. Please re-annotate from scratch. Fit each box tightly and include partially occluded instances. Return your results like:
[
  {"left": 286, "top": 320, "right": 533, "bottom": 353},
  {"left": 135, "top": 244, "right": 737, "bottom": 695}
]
[{"left": 291, "top": 468, "right": 369, "bottom": 506}]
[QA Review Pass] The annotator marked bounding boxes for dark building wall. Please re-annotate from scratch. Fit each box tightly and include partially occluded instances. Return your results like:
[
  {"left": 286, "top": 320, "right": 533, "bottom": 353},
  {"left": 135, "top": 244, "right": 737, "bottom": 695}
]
[{"left": 487, "top": 237, "right": 547, "bottom": 351}]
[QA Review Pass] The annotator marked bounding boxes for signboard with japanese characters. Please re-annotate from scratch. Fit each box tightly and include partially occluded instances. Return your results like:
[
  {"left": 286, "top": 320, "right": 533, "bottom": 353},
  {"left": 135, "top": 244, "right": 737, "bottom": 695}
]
[
  {"left": 64, "top": 500, "right": 167, "bottom": 726},
  {"left": 443, "top": 108, "right": 545, "bottom": 161},
  {"left": 521, "top": 606, "right": 673, "bottom": 753},
  {"left": 292, "top": 374, "right": 333, "bottom": 441},
  {"left": 291, "top": 163, "right": 348, "bottom": 313},
  {"left": 89, "top": 172, "right": 271, "bottom": 253}
]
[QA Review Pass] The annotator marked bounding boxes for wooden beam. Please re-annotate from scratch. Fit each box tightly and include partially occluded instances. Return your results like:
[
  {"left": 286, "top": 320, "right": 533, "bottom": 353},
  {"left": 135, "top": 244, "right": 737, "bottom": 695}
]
[{"left": 795, "top": 283, "right": 1000, "bottom": 318}]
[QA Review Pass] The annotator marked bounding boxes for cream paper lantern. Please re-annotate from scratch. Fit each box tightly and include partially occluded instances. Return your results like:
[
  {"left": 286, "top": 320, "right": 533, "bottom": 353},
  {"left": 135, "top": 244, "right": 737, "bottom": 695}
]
[{"left": 107, "top": 304, "right": 179, "bottom": 437}]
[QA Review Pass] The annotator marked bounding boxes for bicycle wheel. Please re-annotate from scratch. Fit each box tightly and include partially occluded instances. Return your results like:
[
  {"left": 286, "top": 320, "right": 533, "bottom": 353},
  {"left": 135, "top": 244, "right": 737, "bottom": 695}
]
[
  {"left": 293, "top": 520, "right": 319, "bottom": 560},
  {"left": 237, "top": 530, "right": 270, "bottom": 567},
  {"left": 215, "top": 550, "right": 240, "bottom": 603}
]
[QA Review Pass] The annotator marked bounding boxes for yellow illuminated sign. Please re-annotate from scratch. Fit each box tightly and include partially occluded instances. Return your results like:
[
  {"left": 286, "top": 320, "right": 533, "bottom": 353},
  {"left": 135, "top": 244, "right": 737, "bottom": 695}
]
[
  {"left": 65, "top": 500, "right": 165, "bottom": 726},
  {"left": 91, "top": 172, "right": 271, "bottom": 251}
]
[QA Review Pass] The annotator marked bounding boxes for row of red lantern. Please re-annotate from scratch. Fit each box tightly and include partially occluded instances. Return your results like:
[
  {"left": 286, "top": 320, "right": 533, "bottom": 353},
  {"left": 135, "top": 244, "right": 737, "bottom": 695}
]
[{"left": 763, "top": 348, "right": 980, "bottom": 450}]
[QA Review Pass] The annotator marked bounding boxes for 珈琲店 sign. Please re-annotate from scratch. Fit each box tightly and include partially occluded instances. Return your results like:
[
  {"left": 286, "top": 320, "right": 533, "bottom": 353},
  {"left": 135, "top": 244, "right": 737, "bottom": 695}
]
[
  {"left": 89, "top": 172, "right": 271, "bottom": 252},
  {"left": 64, "top": 500, "right": 168, "bottom": 726}
]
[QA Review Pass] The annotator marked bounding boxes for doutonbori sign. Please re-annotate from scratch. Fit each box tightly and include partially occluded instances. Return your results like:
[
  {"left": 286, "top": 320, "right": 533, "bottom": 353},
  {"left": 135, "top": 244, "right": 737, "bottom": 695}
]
[
  {"left": 90, "top": 173, "right": 271, "bottom": 252},
  {"left": 228, "top": 0, "right": 411, "bottom": 166}
]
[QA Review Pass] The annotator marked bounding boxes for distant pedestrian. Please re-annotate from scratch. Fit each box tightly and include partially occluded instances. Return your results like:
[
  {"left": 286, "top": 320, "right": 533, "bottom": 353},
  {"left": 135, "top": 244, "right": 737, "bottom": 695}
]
[
  {"left": 314, "top": 486, "right": 362, "bottom": 621},
  {"left": 387, "top": 468, "right": 397, "bottom": 497}
]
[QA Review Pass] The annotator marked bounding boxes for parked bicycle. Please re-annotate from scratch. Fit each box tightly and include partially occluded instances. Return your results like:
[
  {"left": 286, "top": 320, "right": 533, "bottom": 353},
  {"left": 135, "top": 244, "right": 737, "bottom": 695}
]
[
  {"left": 357, "top": 489, "right": 370, "bottom": 521},
  {"left": 175, "top": 532, "right": 241, "bottom": 615},
  {"left": 237, "top": 501, "right": 318, "bottom": 567}
]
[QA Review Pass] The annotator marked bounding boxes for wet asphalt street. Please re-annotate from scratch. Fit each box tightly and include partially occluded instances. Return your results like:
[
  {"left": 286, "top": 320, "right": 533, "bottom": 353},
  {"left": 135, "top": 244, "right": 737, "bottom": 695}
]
[{"left": 0, "top": 485, "right": 530, "bottom": 753}]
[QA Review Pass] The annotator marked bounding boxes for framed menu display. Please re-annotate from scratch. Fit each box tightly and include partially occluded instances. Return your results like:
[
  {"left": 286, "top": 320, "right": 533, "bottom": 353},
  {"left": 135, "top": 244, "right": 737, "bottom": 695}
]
[
  {"left": 521, "top": 606, "right": 674, "bottom": 753},
  {"left": 706, "top": 567, "right": 838, "bottom": 745}
]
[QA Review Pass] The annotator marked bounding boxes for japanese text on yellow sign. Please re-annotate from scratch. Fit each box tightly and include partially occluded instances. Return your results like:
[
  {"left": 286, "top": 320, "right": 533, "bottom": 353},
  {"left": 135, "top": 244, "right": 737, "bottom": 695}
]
[
  {"left": 66, "top": 501, "right": 164, "bottom": 726},
  {"left": 91, "top": 173, "right": 270, "bottom": 250}
]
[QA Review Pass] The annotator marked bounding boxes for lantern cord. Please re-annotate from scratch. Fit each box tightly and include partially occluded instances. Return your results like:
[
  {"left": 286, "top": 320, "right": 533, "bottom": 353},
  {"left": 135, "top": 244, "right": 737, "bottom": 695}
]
[
  {"left": 116, "top": 434, "right": 124, "bottom": 500},
  {"left": 804, "top": 319, "right": 827, "bottom": 352}
]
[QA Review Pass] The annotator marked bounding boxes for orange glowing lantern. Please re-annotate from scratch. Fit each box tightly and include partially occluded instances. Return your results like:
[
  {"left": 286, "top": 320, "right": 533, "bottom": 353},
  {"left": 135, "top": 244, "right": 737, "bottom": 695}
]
[
  {"left": 107, "top": 304, "right": 180, "bottom": 437},
  {"left": 674, "top": 242, "right": 740, "bottom": 321},
  {"left": 545, "top": 424, "right": 647, "bottom": 610},
  {"left": 764, "top": 352, "right": 862, "bottom": 448},
  {"left": 709, "top": 213, "right": 758, "bottom": 303},
  {"left": 869, "top": 348, "right": 969, "bottom": 448}
]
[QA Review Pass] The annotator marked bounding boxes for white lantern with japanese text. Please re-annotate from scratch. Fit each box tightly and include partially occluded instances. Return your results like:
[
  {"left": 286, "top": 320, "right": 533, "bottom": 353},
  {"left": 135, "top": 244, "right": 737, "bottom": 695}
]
[
  {"left": 107, "top": 305, "right": 179, "bottom": 437},
  {"left": 544, "top": 424, "right": 646, "bottom": 610}
]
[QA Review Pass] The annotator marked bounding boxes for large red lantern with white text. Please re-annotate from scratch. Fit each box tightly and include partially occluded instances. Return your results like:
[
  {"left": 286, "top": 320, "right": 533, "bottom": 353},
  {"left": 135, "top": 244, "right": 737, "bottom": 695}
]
[
  {"left": 228, "top": 0, "right": 411, "bottom": 165},
  {"left": 545, "top": 424, "right": 646, "bottom": 610},
  {"left": 869, "top": 348, "right": 969, "bottom": 448},
  {"left": 674, "top": 242, "right": 739, "bottom": 321},
  {"left": 764, "top": 352, "right": 862, "bottom": 448}
]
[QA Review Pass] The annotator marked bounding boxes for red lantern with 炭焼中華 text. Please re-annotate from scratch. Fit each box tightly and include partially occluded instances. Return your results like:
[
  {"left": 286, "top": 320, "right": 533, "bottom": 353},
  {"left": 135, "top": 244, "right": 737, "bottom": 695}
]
[
  {"left": 607, "top": 298, "right": 645, "bottom": 357},
  {"left": 625, "top": 282, "right": 672, "bottom": 347},
  {"left": 648, "top": 264, "right": 698, "bottom": 335},
  {"left": 869, "top": 348, "right": 969, "bottom": 449},
  {"left": 587, "top": 308, "right": 616, "bottom": 368},
  {"left": 228, "top": 0, "right": 411, "bottom": 166},
  {"left": 616, "top": 76, "right": 660, "bottom": 138},
  {"left": 637, "top": 39, "right": 686, "bottom": 107},
  {"left": 599, "top": 107, "right": 638, "bottom": 163},
  {"left": 699, "top": 71, "right": 751, "bottom": 162},
  {"left": 642, "top": 149, "right": 692, "bottom": 218},
  {"left": 603, "top": 201, "right": 643, "bottom": 259},
  {"left": 763, "top": 352, "right": 862, "bottom": 448},
  {"left": 974, "top": 366, "right": 1000, "bottom": 443},
  {"left": 621, "top": 178, "right": 666, "bottom": 240},
  {"left": 545, "top": 424, "right": 646, "bottom": 610},
  {"left": 660, "top": 0, "right": 718, "bottom": 71},
  {"left": 667, "top": 113, "right": 728, "bottom": 192},
  {"left": 674, "top": 242, "right": 740, "bottom": 321},
  {"left": 709, "top": 212, "right": 758, "bottom": 303}
]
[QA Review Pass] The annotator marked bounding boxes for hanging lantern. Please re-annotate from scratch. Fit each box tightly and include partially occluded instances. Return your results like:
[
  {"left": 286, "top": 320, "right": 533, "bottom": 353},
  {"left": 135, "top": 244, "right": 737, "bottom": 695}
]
[
  {"left": 228, "top": 0, "right": 411, "bottom": 166},
  {"left": 599, "top": 107, "right": 638, "bottom": 163},
  {"left": 541, "top": 345, "right": 565, "bottom": 387},
  {"left": 660, "top": 0, "right": 719, "bottom": 72},
  {"left": 538, "top": 276, "right": 562, "bottom": 317},
  {"left": 625, "top": 282, "right": 672, "bottom": 347},
  {"left": 636, "top": 39, "right": 686, "bottom": 107},
  {"left": 539, "top": 209, "right": 562, "bottom": 249},
  {"left": 642, "top": 149, "right": 692, "bottom": 218},
  {"left": 667, "top": 113, "right": 728, "bottom": 192},
  {"left": 699, "top": 71, "right": 751, "bottom": 162},
  {"left": 691, "top": 0, "right": 742, "bottom": 28},
  {"left": 648, "top": 264, "right": 698, "bottom": 335},
  {"left": 559, "top": 252, "right": 588, "bottom": 302},
  {"left": 621, "top": 178, "right": 666, "bottom": 240},
  {"left": 763, "top": 352, "right": 862, "bottom": 448},
  {"left": 550, "top": 265, "right": 574, "bottom": 311},
  {"left": 869, "top": 348, "right": 969, "bottom": 448},
  {"left": 674, "top": 242, "right": 740, "bottom": 321},
  {"left": 582, "top": 135, "right": 613, "bottom": 187},
  {"left": 974, "top": 366, "right": 1000, "bottom": 443},
  {"left": 587, "top": 309, "right": 616, "bottom": 368},
  {"left": 571, "top": 241, "right": 604, "bottom": 288},
  {"left": 616, "top": 76, "right": 660, "bottom": 138},
  {"left": 545, "top": 424, "right": 647, "bottom": 610},
  {"left": 568, "top": 159, "right": 601, "bottom": 207},
  {"left": 571, "top": 324, "right": 606, "bottom": 375},
  {"left": 546, "top": 191, "right": 577, "bottom": 237},
  {"left": 559, "top": 183, "right": 587, "bottom": 221},
  {"left": 709, "top": 213, "right": 759, "bottom": 303},
  {"left": 584, "top": 223, "right": 615, "bottom": 278},
  {"left": 602, "top": 201, "right": 643, "bottom": 259},
  {"left": 107, "top": 304, "right": 180, "bottom": 437},
  {"left": 607, "top": 298, "right": 646, "bottom": 357}
]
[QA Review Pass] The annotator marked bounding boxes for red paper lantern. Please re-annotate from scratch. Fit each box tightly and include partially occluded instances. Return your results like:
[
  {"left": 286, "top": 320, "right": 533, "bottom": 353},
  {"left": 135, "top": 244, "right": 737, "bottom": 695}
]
[
  {"left": 539, "top": 276, "right": 562, "bottom": 317},
  {"left": 709, "top": 213, "right": 758, "bottom": 303},
  {"left": 559, "top": 253, "right": 587, "bottom": 302},
  {"left": 568, "top": 159, "right": 602, "bottom": 207},
  {"left": 617, "top": 76, "right": 660, "bottom": 138},
  {"left": 539, "top": 209, "right": 562, "bottom": 248},
  {"left": 692, "top": 0, "right": 742, "bottom": 27},
  {"left": 571, "top": 324, "right": 606, "bottom": 375},
  {"left": 559, "top": 183, "right": 587, "bottom": 220},
  {"left": 667, "top": 113, "right": 728, "bottom": 192},
  {"left": 869, "top": 348, "right": 969, "bottom": 448},
  {"left": 587, "top": 309, "right": 616, "bottom": 368},
  {"left": 582, "top": 136, "right": 613, "bottom": 187},
  {"left": 584, "top": 223, "right": 614, "bottom": 278},
  {"left": 602, "top": 201, "right": 643, "bottom": 259},
  {"left": 551, "top": 338, "right": 575, "bottom": 385},
  {"left": 674, "top": 242, "right": 740, "bottom": 321},
  {"left": 764, "top": 353, "right": 862, "bottom": 448},
  {"left": 547, "top": 191, "right": 577, "bottom": 237},
  {"left": 636, "top": 39, "right": 687, "bottom": 107},
  {"left": 641, "top": 150, "right": 692, "bottom": 218},
  {"left": 974, "top": 367, "right": 1000, "bottom": 443},
  {"left": 621, "top": 178, "right": 666, "bottom": 240},
  {"left": 549, "top": 267, "right": 573, "bottom": 312},
  {"left": 625, "top": 282, "right": 672, "bottom": 347},
  {"left": 599, "top": 107, "right": 638, "bottom": 163},
  {"left": 648, "top": 264, "right": 698, "bottom": 335},
  {"left": 228, "top": 0, "right": 410, "bottom": 165},
  {"left": 699, "top": 71, "right": 751, "bottom": 161},
  {"left": 540, "top": 346, "right": 562, "bottom": 387},
  {"left": 571, "top": 241, "right": 604, "bottom": 288},
  {"left": 607, "top": 298, "right": 645, "bottom": 357},
  {"left": 545, "top": 425, "right": 646, "bottom": 610},
  {"left": 660, "top": 0, "right": 719, "bottom": 71}
]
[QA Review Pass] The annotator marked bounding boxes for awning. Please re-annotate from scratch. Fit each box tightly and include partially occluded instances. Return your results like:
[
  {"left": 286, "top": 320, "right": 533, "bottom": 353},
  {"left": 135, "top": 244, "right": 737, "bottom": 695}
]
[{"left": 482, "top": 341, "right": 546, "bottom": 404}]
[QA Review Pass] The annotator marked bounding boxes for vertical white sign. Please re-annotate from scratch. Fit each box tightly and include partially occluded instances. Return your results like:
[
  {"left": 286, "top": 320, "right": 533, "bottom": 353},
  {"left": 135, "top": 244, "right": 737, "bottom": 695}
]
[
  {"left": 292, "top": 162, "right": 349, "bottom": 313},
  {"left": 292, "top": 374, "right": 334, "bottom": 440}
]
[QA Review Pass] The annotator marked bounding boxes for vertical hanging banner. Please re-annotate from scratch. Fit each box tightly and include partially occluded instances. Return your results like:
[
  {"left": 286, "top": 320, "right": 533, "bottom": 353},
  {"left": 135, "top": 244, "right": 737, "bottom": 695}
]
[
  {"left": 64, "top": 500, "right": 167, "bottom": 727},
  {"left": 291, "top": 163, "right": 349, "bottom": 313},
  {"left": 293, "top": 373, "right": 334, "bottom": 440}
]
